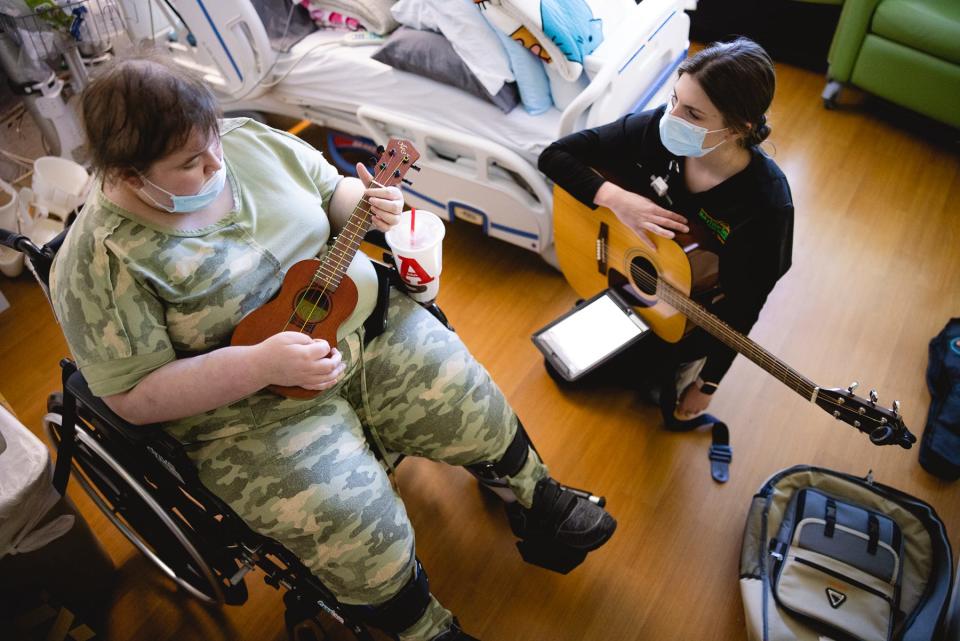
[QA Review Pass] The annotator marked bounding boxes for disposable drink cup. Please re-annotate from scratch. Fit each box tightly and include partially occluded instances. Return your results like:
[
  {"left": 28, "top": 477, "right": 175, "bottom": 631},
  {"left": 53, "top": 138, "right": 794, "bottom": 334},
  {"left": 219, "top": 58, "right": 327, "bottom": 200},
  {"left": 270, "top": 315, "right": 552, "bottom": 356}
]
[{"left": 384, "top": 209, "right": 445, "bottom": 303}]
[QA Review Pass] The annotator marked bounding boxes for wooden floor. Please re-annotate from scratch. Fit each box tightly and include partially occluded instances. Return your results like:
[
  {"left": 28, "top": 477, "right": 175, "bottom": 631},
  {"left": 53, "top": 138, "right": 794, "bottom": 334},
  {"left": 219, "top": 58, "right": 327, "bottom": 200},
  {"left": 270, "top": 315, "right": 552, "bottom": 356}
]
[{"left": 1, "top": 58, "right": 958, "bottom": 641}]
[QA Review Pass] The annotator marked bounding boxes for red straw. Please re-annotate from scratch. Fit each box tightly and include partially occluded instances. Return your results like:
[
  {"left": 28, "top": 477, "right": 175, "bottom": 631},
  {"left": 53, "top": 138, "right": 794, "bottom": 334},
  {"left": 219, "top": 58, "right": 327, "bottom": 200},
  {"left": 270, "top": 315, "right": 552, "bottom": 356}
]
[{"left": 410, "top": 207, "right": 416, "bottom": 234}]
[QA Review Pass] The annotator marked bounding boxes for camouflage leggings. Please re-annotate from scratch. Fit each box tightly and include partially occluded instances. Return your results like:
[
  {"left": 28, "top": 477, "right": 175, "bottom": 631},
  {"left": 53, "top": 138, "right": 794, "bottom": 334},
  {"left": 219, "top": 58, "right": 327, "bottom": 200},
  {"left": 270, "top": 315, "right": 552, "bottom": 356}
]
[{"left": 187, "top": 289, "right": 548, "bottom": 640}]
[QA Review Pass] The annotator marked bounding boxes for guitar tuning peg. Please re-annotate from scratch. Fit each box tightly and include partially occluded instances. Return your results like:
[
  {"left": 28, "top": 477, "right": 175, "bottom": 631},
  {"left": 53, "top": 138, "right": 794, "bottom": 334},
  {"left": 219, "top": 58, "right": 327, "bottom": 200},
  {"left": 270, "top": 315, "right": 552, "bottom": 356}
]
[
  {"left": 892, "top": 400, "right": 901, "bottom": 416},
  {"left": 376, "top": 145, "right": 385, "bottom": 155},
  {"left": 401, "top": 178, "right": 413, "bottom": 185},
  {"left": 847, "top": 381, "right": 859, "bottom": 394},
  {"left": 410, "top": 164, "right": 421, "bottom": 172},
  {"left": 869, "top": 389, "right": 878, "bottom": 404}
]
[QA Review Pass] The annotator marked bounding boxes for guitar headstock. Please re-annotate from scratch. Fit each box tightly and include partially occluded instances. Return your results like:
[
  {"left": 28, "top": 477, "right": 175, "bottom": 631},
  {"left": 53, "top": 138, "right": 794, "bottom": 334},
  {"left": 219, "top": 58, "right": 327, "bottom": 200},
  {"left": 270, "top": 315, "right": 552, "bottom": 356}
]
[
  {"left": 370, "top": 138, "right": 421, "bottom": 189},
  {"left": 814, "top": 382, "right": 916, "bottom": 449}
]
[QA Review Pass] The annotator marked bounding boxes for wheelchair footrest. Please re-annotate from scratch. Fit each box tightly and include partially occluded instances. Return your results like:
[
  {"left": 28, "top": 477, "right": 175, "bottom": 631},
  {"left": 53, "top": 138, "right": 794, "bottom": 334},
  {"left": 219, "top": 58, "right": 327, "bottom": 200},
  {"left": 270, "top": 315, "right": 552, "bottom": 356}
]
[{"left": 515, "top": 537, "right": 589, "bottom": 575}]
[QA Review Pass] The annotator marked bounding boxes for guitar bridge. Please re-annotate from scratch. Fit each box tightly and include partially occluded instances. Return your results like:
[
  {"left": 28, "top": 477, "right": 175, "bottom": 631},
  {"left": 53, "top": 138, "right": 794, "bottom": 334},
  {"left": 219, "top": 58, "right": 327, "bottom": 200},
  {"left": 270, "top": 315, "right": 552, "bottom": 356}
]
[{"left": 596, "top": 222, "right": 608, "bottom": 275}]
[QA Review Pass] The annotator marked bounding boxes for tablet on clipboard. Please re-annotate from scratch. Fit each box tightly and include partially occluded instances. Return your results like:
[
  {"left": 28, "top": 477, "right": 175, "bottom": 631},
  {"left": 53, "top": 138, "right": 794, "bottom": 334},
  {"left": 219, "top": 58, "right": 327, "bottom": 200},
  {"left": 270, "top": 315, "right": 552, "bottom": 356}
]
[{"left": 532, "top": 289, "right": 651, "bottom": 382}]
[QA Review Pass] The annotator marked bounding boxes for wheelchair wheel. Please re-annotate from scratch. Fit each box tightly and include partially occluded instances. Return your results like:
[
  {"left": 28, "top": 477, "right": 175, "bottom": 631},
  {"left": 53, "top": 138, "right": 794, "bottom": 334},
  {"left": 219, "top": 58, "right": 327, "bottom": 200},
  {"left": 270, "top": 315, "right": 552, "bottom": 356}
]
[{"left": 43, "top": 396, "right": 226, "bottom": 604}]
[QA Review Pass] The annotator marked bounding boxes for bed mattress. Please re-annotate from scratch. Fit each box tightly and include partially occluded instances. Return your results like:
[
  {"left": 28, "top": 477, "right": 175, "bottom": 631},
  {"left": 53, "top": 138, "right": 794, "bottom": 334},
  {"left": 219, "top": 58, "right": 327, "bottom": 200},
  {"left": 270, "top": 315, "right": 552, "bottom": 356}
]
[{"left": 273, "top": 30, "right": 570, "bottom": 164}]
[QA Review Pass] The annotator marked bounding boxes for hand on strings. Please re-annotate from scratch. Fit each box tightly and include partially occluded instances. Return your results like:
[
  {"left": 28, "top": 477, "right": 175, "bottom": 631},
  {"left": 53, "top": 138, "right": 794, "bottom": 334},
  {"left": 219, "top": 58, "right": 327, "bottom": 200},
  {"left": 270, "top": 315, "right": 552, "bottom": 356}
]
[
  {"left": 594, "top": 182, "right": 688, "bottom": 250},
  {"left": 254, "top": 332, "right": 346, "bottom": 391},
  {"left": 357, "top": 162, "right": 404, "bottom": 233},
  {"left": 675, "top": 381, "right": 712, "bottom": 419}
]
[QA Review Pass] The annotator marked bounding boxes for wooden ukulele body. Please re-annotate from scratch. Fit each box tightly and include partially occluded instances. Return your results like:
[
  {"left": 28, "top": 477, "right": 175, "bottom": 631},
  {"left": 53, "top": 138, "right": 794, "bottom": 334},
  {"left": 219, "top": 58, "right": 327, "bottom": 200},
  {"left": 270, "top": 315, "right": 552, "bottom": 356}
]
[{"left": 230, "top": 258, "right": 358, "bottom": 399}]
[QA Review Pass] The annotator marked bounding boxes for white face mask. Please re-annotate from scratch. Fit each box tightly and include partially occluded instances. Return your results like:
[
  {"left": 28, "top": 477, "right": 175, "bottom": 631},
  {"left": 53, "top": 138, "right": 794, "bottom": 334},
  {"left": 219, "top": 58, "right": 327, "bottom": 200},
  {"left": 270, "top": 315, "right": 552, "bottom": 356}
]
[
  {"left": 138, "top": 164, "right": 227, "bottom": 214},
  {"left": 658, "top": 108, "right": 728, "bottom": 158}
]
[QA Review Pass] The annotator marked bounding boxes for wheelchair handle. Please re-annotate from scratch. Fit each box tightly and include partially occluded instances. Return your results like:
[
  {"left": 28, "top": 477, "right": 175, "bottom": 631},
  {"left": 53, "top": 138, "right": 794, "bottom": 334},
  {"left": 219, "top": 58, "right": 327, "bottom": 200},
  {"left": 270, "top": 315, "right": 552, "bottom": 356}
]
[{"left": 0, "top": 227, "right": 48, "bottom": 263}]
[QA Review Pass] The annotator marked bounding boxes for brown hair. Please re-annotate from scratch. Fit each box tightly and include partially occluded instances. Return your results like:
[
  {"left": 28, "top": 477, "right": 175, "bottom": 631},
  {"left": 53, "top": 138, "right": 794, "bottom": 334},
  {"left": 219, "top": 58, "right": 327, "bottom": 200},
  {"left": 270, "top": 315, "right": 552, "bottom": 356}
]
[
  {"left": 81, "top": 53, "right": 220, "bottom": 180},
  {"left": 678, "top": 38, "right": 775, "bottom": 147}
]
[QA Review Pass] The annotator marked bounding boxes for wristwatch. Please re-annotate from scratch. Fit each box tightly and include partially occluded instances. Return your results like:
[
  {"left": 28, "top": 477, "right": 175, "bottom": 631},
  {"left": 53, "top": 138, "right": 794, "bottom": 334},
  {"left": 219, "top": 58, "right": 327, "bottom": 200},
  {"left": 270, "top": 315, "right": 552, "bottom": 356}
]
[{"left": 697, "top": 377, "right": 719, "bottom": 395}]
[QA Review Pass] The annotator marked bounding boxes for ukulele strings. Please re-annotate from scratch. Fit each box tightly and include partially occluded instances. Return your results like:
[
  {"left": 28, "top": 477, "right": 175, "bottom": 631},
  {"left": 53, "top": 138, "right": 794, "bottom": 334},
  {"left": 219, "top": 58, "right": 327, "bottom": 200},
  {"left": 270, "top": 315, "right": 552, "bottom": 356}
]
[
  {"left": 626, "top": 263, "right": 893, "bottom": 427},
  {"left": 282, "top": 163, "right": 391, "bottom": 333}
]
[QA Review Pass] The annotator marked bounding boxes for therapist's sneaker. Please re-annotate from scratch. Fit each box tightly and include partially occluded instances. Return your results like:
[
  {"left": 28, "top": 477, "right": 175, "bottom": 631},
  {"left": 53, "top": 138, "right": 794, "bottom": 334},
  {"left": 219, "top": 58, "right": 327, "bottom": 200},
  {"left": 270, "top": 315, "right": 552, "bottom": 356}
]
[{"left": 507, "top": 478, "right": 617, "bottom": 551}]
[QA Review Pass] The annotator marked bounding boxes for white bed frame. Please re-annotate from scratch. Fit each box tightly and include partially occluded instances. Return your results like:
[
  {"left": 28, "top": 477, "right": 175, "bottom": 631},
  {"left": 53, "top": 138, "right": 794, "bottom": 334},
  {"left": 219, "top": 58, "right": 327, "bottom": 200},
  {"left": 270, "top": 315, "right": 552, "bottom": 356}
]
[{"left": 129, "top": 0, "right": 690, "bottom": 265}]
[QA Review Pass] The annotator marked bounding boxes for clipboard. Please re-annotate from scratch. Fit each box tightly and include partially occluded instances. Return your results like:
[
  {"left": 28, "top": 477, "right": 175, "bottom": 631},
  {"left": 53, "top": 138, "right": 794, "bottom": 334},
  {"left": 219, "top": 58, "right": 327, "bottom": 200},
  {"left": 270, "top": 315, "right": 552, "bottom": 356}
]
[{"left": 532, "top": 289, "right": 651, "bottom": 382}]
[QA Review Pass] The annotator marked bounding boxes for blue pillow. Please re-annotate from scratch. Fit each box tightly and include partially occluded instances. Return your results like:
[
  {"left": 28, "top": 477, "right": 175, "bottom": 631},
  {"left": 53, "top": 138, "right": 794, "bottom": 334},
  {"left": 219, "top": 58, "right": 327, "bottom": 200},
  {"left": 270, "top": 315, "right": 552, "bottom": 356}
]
[{"left": 489, "top": 23, "right": 553, "bottom": 115}]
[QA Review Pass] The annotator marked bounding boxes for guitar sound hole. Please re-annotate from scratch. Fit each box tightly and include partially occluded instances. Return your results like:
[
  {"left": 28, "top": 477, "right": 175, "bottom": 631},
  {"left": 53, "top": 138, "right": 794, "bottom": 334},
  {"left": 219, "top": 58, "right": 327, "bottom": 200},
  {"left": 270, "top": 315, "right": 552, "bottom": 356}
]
[
  {"left": 294, "top": 287, "right": 331, "bottom": 325},
  {"left": 630, "top": 257, "right": 658, "bottom": 295}
]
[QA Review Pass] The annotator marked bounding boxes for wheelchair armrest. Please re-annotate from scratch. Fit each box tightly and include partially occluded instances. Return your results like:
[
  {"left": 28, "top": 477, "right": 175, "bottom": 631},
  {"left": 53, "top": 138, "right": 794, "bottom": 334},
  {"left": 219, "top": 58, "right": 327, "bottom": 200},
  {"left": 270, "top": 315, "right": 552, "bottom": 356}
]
[{"left": 63, "top": 363, "right": 199, "bottom": 482}]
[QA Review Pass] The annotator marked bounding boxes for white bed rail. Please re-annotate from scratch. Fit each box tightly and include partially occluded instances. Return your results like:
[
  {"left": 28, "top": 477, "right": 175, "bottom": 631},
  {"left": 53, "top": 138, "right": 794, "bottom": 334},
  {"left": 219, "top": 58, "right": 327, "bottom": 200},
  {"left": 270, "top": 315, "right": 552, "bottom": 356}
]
[
  {"left": 559, "top": 0, "right": 689, "bottom": 136},
  {"left": 162, "top": 0, "right": 277, "bottom": 100},
  {"left": 357, "top": 104, "right": 555, "bottom": 255}
]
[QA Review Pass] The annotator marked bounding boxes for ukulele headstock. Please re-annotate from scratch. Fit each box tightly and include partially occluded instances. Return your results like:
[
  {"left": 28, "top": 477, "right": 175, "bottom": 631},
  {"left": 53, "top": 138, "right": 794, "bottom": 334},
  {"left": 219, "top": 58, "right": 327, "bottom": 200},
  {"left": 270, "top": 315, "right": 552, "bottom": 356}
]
[
  {"left": 814, "top": 382, "right": 916, "bottom": 449},
  {"left": 371, "top": 138, "right": 421, "bottom": 188}
]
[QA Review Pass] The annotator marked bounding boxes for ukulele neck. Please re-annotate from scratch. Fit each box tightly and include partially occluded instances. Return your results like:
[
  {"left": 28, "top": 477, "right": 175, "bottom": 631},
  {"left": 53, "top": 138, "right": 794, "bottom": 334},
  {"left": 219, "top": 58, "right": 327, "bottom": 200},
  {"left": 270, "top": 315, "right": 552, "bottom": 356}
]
[{"left": 316, "top": 195, "right": 375, "bottom": 290}]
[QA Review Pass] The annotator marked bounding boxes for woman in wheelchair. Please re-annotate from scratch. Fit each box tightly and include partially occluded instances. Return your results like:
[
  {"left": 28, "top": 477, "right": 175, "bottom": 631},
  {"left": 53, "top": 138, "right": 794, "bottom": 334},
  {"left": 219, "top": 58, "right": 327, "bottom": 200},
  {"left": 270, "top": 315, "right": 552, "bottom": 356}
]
[{"left": 47, "top": 56, "right": 616, "bottom": 641}]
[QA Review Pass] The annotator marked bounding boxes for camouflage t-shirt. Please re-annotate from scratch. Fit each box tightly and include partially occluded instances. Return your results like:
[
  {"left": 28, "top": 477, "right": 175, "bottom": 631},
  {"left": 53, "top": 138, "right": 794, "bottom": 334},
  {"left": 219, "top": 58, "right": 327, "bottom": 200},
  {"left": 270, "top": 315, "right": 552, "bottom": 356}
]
[{"left": 50, "top": 118, "right": 379, "bottom": 441}]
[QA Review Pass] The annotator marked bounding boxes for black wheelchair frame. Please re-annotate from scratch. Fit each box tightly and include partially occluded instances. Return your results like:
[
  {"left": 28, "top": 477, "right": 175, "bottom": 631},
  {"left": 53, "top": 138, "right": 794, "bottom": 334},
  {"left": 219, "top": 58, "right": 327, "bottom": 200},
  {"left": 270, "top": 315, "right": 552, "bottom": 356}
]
[{"left": 2, "top": 226, "right": 425, "bottom": 641}]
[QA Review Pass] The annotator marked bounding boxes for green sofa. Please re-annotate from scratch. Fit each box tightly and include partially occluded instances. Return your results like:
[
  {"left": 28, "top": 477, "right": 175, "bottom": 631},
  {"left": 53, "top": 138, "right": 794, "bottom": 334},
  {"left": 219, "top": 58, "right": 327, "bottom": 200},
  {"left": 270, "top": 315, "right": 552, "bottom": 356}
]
[{"left": 823, "top": 0, "right": 960, "bottom": 128}]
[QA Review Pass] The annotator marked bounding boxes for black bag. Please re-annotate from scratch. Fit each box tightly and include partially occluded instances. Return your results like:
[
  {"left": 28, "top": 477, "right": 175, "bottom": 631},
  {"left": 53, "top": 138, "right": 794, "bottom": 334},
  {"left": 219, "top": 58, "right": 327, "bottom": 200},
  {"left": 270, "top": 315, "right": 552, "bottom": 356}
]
[{"left": 920, "top": 319, "right": 960, "bottom": 480}]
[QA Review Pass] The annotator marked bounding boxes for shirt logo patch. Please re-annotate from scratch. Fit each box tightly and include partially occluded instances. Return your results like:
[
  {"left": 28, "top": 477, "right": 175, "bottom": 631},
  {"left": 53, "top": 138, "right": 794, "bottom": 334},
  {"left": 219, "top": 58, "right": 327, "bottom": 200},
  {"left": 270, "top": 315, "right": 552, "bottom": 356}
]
[{"left": 698, "top": 208, "right": 730, "bottom": 244}]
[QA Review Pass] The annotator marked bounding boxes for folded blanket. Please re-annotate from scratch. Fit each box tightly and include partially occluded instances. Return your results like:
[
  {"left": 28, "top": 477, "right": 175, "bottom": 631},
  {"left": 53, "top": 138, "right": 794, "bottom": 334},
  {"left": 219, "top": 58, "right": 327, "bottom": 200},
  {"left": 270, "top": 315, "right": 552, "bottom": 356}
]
[
  {"left": 307, "top": 0, "right": 399, "bottom": 35},
  {"left": 479, "top": 0, "right": 607, "bottom": 81}
]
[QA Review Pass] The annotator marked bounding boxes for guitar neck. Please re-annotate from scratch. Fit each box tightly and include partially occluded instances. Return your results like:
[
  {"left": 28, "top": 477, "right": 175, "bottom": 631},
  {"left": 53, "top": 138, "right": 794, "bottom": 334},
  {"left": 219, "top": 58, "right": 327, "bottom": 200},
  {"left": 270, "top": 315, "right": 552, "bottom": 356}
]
[
  {"left": 315, "top": 196, "right": 375, "bottom": 290},
  {"left": 656, "top": 280, "right": 818, "bottom": 401}
]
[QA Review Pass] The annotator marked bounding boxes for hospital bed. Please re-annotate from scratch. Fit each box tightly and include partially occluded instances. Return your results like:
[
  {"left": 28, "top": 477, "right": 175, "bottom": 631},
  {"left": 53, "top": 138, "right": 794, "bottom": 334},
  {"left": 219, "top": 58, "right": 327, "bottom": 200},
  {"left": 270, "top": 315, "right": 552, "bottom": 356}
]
[
  {"left": 145, "top": 0, "right": 692, "bottom": 265},
  {"left": 135, "top": 0, "right": 690, "bottom": 264}
]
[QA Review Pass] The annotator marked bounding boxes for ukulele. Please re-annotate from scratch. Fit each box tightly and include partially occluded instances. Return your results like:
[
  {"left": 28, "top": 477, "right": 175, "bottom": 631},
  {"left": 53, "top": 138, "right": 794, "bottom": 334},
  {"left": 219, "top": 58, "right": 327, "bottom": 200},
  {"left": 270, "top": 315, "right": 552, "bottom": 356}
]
[
  {"left": 231, "top": 138, "right": 421, "bottom": 399},
  {"left": 552, "top": 185, "right": 916, "bottom": 448}
]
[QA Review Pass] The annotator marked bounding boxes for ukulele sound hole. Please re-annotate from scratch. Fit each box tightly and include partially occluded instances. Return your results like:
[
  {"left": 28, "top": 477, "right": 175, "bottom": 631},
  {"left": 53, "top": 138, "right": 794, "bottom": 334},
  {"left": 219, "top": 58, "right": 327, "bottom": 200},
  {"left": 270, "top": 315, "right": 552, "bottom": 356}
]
[
  {"left": 629, "top": 256, "right": 658, "bottom": 296},
  {"left": 294, "top": 287, "right": 331, "bottom": 325}
]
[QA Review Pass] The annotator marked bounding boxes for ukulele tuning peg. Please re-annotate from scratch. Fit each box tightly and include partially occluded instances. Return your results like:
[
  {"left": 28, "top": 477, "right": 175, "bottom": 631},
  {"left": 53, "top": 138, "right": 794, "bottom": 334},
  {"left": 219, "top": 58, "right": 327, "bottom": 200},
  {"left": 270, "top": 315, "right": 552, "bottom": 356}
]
[
  {"left": 401, "top": 178, "right": 413, "bottom": 185},
  {"left": 393, "top": 169, "right": 401, "bottom": 178},
  {"left": 847, "top": 381, "right": 859, "bottom": 394},
  {"left": 410, "top": 164, "right": 421, "bottom": 172},
  {"left": 376, "top": 145, "right": 385, "bottom": 155},
  {"left": 869, "top": 389, "right": 878, "bottom": 404},
  {"left": 401, "top": 155, "right": 410, "bottom": 163},
  {"left": 389, "top": 148, "right": 396, "bottom": 156},
  {"left": 892, "top": 400, "right": 901, "bottom": 417},
  {"left": 379, "top": 162, "right": 387, "bottom": 170}
]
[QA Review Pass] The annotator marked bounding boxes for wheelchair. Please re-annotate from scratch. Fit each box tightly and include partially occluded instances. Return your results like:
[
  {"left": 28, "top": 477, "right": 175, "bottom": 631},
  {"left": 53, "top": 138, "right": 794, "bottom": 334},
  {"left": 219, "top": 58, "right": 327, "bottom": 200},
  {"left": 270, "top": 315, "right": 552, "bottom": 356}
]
[
  {"left": 2, "top": 225, "right": 604, "bottom": 641},
  {"left": 4, "top": 225, "right": 399, "bottom": 640}
]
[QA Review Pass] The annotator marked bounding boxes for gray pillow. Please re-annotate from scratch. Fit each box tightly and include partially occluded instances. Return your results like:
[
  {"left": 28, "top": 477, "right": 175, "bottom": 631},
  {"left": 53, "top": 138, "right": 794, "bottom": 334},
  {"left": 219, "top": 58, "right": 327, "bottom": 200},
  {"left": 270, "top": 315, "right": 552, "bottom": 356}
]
[{"left": 372, "top": 27, "right": 520, "bottom": 114}]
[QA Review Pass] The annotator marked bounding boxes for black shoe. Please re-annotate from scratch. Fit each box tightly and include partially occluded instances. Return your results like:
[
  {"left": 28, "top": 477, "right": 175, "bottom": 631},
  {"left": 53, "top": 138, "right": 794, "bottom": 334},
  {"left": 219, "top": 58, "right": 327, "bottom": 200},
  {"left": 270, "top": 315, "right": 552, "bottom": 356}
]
[
  {"left": 432, "top": 618, "right": 479, "bottom": 641},
  {"left": 506, "top": 478, "right": 617, "bottom": 551}
]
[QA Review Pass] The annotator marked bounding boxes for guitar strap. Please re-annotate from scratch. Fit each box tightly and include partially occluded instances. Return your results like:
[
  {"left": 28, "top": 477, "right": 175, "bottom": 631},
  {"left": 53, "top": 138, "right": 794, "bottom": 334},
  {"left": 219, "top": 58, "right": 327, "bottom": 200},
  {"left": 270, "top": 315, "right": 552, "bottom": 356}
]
[{"left": 658, "top": 378, "right": 732, "bottom": 483}]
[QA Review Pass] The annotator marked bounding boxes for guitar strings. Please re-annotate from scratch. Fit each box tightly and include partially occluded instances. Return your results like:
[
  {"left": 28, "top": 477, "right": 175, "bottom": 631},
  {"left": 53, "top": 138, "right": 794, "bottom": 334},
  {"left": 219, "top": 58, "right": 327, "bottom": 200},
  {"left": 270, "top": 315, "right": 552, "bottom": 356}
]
[
  {"left": 625, "top": 262, "right": 812, "bottom": 393},
  {"left": 625, "top": 263, "right": 895, "bottom": 428},
  {"left": 282, "top": 165, "right": 391, "bottom": 333}
]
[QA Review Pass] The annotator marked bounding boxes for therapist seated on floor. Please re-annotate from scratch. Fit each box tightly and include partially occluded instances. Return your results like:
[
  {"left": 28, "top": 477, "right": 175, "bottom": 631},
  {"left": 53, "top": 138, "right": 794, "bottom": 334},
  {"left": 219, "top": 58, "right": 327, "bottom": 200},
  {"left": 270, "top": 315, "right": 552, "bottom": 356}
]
[
  {"left": 539, "top": 37, "right": 794, "bottom": 424},
  {"left": 48, "top": 54, "right": 616, "bottom": 641}
]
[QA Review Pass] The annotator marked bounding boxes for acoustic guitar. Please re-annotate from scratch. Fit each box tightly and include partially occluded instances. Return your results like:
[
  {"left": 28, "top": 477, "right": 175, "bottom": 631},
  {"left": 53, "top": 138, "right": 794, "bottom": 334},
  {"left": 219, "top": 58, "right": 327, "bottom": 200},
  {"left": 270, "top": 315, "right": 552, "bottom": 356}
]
[
  {"left": 552, "top": 185, "right": 916, "bottom": 448},
  {"left": 231, "top": 138, "right": 420, "bottom": 399}
]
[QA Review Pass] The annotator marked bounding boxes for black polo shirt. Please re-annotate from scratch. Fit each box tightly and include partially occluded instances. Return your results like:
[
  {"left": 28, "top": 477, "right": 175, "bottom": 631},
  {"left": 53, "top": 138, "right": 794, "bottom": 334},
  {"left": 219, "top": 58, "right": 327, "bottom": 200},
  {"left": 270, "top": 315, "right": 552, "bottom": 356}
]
[{"left": 539, "top": 104, "right": 794, "bottom": 383}]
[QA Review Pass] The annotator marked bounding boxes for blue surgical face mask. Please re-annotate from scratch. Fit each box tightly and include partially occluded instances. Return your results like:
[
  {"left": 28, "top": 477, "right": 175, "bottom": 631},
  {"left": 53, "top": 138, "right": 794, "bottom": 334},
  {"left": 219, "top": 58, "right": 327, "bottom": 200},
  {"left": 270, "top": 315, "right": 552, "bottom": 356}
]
[
  {"left": 138, "top": 163, "right": 227, "bottom": 214},
  {"left": 658, "top": 108, "right": 728, "bottom": 158}
]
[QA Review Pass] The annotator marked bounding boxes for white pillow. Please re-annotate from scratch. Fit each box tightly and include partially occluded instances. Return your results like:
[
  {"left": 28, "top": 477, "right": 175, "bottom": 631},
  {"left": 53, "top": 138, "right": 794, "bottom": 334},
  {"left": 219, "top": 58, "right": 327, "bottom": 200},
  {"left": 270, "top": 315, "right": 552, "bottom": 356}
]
[
  {"left": 545, "top": 62, "right": 589, "bottom": 111},
  {"left": 391, "top": 0, "right": 514, "bottom": 97}
]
